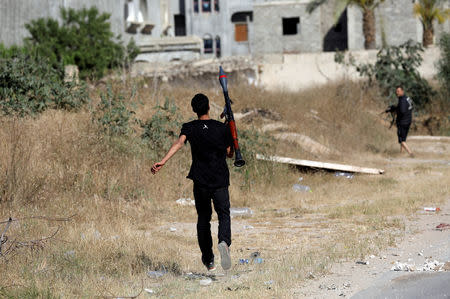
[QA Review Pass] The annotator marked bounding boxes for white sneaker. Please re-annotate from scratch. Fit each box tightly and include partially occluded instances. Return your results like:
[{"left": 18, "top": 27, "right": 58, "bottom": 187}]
[{"left": 218, "top": 241, "right": 231, "bottom": 270}]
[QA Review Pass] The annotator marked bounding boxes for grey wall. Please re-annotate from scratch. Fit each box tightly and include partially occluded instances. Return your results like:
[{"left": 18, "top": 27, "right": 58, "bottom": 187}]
[
  {"left": 184, "top": 0, "right": 253, "bottom": 57},
  {"left": 0, "top": 0, "right": 130, "bottom": 46},
  {"left": 252, "top": 1, "right": 322, "bottom": 54}
]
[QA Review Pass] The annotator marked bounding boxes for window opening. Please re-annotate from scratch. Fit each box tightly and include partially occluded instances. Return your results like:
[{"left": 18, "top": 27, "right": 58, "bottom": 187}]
[
  {"left": 174, "top": 14, "right": 186, "bottom": 36},
  {"left": 194, "top": 0, "right": 199, "bottom": 13},
  {"left": 214, "top": 0, "right": 219, "bottom": 12},
  {"left": 202, "top": 0, "right": 211, "bottom": 12},
  {"left": 282, "top": 17, "right": 300, "bottom": 35},
  {"left": 215, "top": 36, "right": 221, "bottom": 58},
  {"left": 204, "top": 36, "right": 213, "bottom": 53}
]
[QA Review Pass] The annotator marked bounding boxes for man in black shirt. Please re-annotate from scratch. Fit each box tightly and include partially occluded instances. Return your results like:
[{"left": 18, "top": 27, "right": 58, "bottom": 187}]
[
  {"left": 151, "top": 93, "right": 234, "bottom": 271},
  {"left": 395, "top": 86, "right": 414, "bottom": 156}
]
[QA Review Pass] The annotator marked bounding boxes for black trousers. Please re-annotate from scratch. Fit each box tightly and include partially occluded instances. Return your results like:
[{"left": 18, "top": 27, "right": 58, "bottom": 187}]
[{"left": 193, "top": 183, "right": 231, "bottom": 265}]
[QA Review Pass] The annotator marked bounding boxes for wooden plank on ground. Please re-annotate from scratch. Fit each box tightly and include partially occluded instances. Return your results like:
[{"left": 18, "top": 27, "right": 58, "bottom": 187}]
[
  {"left": 408, "top": 136, "right": 450, "bottom": 141},
  {"left": 256, "top": 154, "right": 384, "bottom": 175}
]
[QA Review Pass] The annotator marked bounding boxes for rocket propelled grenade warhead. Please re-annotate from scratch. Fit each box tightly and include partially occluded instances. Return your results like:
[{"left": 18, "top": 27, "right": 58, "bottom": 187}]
[{"left": 219, "top": 66, "right": 228, "bottom": 93}]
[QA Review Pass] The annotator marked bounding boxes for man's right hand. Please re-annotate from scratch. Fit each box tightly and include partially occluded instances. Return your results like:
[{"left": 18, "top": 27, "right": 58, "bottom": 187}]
[{"left": 151, "top": 162, "right": 165, "bottom": 174}]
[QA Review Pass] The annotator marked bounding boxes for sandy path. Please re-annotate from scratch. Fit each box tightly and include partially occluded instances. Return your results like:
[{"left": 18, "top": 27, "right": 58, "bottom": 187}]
[{"left": 292, "top": 138, "right": 450, "bottom": 298}]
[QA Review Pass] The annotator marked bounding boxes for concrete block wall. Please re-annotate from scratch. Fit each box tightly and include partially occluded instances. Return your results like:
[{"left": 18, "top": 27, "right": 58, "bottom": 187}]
[{"left": 252, "top": 1, "right": 322, "bottom": 54}]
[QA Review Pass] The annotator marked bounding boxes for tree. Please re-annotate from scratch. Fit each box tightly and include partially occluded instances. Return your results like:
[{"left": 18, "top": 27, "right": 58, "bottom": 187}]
[
  {"left": 413, "top": 0, "right": 449, "bottom": 47},
  {"left": 335, "top": 40, "right": 435, "bottom": 108},
  {"left": 24, "top": 6, "right": 139, "bottom": 80},
  {"left": 307, "top": 0, "right": 385, "bottom": 49}
]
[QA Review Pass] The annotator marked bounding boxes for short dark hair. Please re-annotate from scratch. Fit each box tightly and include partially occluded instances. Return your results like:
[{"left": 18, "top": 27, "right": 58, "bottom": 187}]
[
  {"left": 396, "top": 85, "right": 404, "bottom": 90},
  {"left": 191, "top": 93, "right": 209, "bottom": 116}
]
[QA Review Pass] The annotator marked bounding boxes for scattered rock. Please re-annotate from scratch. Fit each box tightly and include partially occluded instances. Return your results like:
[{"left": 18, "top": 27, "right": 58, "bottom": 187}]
[
  {"left": 443, "top": 262, "right": 450, "bottom": 271},
  {"left": 199, "top": 278, "right": 212, "bottom": 286}
]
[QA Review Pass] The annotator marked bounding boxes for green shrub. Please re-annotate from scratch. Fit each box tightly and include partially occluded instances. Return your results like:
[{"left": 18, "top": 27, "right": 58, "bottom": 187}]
[
  {"left": 25, "top": 6, "right": 139, "bottom": 80},
  {"left": 140, "top": 98, "right": 183, "bottom": 152},
  {"left": 94, "top": 84, "right": 137, "bottom": 136},
  {"left": 437, "top": 32, "right": 450, "bottom": 96},
  {"left": 0, "top": 43, "right": 31, "bottom": 59},
  {"left": 336, "top": 40, "right": 435, "bottom": 108},
  {"left": 0, "top": 54, "right": 88, "bottom": 116}
]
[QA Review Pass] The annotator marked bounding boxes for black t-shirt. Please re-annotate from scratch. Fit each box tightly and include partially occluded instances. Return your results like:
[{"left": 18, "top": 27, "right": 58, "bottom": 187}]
[
  {"left": 180, "top": 119, "right": 233, "bottom": 188},
  {"left": 396, "top": 95, "right": 413, "bottom": 126}
]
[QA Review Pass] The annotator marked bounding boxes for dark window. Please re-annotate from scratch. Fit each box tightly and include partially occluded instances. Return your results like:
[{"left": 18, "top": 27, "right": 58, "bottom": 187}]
[
  {"left": 174, "top": 14, "right": 186, "bottom": 36},
  {"left": 231, "top": 11, "right": 253, "bottom": 23},
  {"left": 194, "top": 0, "right": 199, "bottom": 13},
  {"left": 235, "top": 24, "right": 248, "bottom": 42},
  {"left": 214, "top": 0, "right": 219, "bottom": 11},
  {"left": 215, "top": 36, "right": 221, "bottom": 58},
  {"left": 283, "top": 17, "right": 300, "bottom": 35},
  {"left": 202, "top": 0, "right": 211, "bottom": 12},
  {"left": 204, "top": 37, "right": 213, "bottom": 53}
]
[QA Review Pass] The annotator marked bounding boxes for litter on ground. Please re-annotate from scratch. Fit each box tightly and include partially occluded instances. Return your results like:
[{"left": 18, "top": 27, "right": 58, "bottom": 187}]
[
  {"left": 176, "top": 198, "right": 195, "bottom": 206},
  {"left": 230, "top": 207, "right": 253, "bottom": 216}
]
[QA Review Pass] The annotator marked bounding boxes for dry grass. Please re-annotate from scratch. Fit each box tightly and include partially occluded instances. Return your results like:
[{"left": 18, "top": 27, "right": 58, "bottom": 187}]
[{"left": 0, "top": 78, "right": 449, "bottom": 298}]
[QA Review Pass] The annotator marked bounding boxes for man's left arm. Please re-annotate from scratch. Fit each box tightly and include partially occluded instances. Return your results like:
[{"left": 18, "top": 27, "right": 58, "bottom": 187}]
[{"left": 151, "top": 135, "right": 187, "bottom": 174}]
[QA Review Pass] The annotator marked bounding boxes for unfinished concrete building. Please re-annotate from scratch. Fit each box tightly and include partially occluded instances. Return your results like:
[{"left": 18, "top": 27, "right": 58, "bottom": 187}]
[
  {"left": 1, "top": 0, "right": 448, "bottom": 60},
  {"left": 0, "top": 0, "right": 202, "bottom": 62},
  {"left": 251, "top": 0, "right": 449, "bottom": 54}
]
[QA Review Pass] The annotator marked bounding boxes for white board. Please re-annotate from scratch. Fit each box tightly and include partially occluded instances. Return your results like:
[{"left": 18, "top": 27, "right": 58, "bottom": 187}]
[{"left": 256, "top": 154, "right": 384, "bottom": 175}]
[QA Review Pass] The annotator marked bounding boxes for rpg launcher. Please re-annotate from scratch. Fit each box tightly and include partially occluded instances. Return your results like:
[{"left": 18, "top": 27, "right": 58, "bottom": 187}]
[
  {"left": 218, "top": 66, "right": 245, "bottom": 167},
  {"left": 384, "top": 105, "right": 397, "bottom": 129}
]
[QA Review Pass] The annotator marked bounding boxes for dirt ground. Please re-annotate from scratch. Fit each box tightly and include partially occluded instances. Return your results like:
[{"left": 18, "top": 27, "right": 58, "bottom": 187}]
[{"left": 149, "top": 137, "right": 449, "bottom": 298}]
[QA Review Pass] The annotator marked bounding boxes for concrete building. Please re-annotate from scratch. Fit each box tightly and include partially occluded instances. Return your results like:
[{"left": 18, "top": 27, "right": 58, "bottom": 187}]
[
  {"left": 0, "top": 0, "right": 448, "bottom": 60},
  {"left": 0, "top": 0, "right": 202, "bottom": 62},
  {"left": 251, "top": 0, "right": 449, "bottom": 55},
  {"left": 183, "top": 0, "right": 254, "bottom": 57}
]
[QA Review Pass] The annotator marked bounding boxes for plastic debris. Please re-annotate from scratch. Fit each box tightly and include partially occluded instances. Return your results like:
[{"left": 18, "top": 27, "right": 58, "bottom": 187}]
[
  {"left": 292, "top": 184, "right": 312, "bottom": 192},
  {"left": 307, "top": 272, "right": 315, "bottom": 279},
  {"left": 264, "top": 280, "right": 274, "bottom": 285},
  {"left": 144, "top": 288, "right": 155, "bottom": 294},
  {"left": 239, "top": 259, "right": 249, "bottom": 264},
  {"left": 391, "top": 260, "right": 446, "bottom": 272},
  {"left": 199, "top": 278, "right": 212, "bottom": 286},
  {"left": 254, "top": 257, "right": 264, "bottom": 264},
  {"left": 356, "top": 260, "right": 369, "bottom": 265},
  {"left": 147, "top": 270, "right": 167, "bottom": 278},
  {"left": 230, "top": 207, "right": 253, "bottom": 216},
  {"left": 243, "top": 225, "right": 254, "bottom": 229},
  {"left": 424, "top": 207, "right": 441, "bottom": 212},
  {"left": 334, "top": 172, "right": 354, "bottom": 179},
  {"left": 169, "top": 227, "right": 177, "bottom": 232},
  {"left": 176, "top": 197, "right": 195, "bottom": 206},
  {"left": 64, "top": 250, "right": 75, "bottom": 258},
  {"left": 436, "top": 223, "right": 450, "bottom": 231}
]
